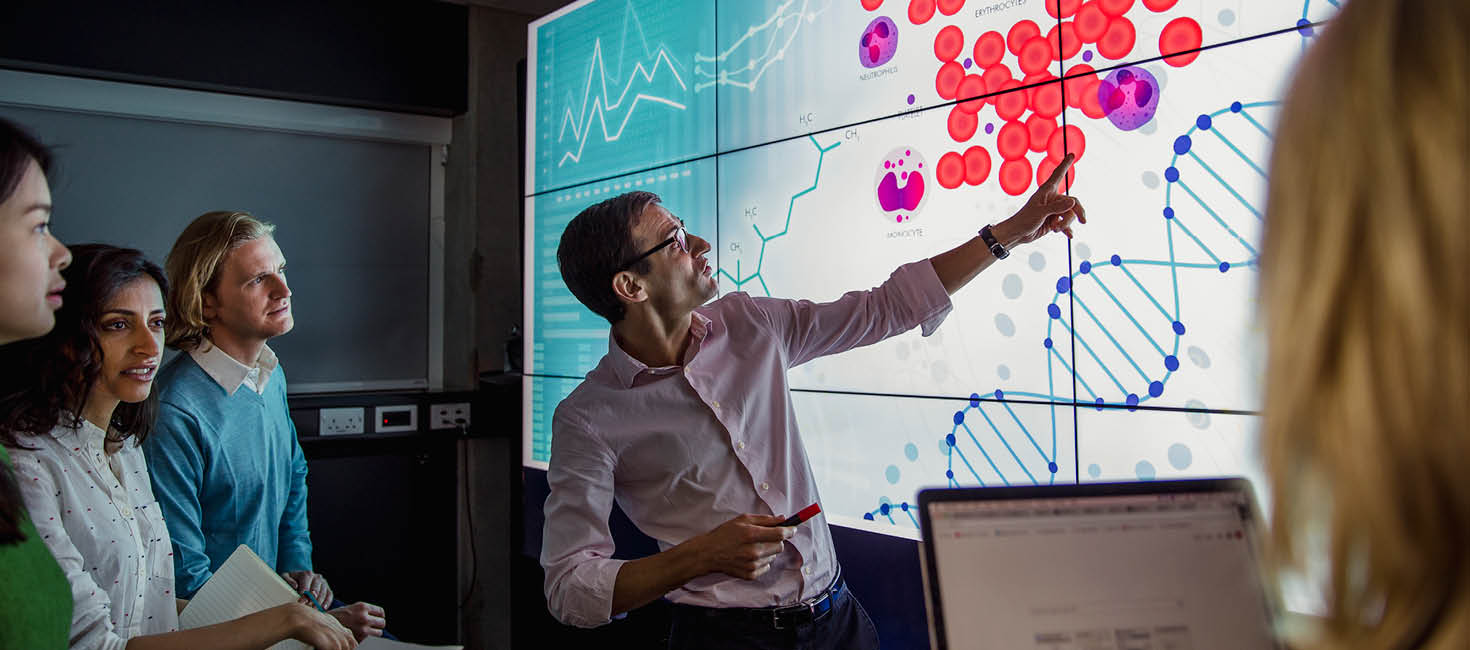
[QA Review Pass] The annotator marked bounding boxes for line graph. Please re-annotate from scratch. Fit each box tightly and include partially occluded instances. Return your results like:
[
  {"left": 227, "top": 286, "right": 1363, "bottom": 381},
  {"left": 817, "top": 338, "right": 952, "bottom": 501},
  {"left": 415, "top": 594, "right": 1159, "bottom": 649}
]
[
  {"left": 533, "top": 0, "right": 713, "bottom": 192},
  {"left": 557, "top": 39, "right": 688, "bottom": 167},
  {"left": 695, "top": 0, "right": 829, "bottom": 93},
  {"left": 866, "top": 101, "right": 1278, "bottom": 524}
]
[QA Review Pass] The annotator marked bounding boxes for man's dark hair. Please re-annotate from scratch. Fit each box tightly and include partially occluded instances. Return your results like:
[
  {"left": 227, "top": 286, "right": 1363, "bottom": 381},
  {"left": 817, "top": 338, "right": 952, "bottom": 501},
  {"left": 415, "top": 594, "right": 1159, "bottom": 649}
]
[{"left": 557, "top": 191, "right": 661, "bottom": 324}]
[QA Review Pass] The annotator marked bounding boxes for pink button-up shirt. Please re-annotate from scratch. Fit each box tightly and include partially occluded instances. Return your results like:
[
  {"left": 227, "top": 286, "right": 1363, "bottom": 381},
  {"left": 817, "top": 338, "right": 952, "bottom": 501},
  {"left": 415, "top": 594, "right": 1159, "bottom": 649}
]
[{"left": 541, "top": 260, "right": 953, "bottom": 627}]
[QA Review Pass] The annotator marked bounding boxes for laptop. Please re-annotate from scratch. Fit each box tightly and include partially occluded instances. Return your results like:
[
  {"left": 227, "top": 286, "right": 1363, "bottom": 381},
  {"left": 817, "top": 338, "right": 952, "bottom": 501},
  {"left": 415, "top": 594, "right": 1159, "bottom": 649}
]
[{"left": 917, "top": 478, "right": 1281, "bottom": 650}]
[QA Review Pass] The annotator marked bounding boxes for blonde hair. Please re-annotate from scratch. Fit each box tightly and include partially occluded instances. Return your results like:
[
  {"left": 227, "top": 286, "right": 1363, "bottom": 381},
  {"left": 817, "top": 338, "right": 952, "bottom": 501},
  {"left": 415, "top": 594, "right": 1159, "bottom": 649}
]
[
  {"left": 163, "top": 210, "right": 277, "bottom": 351},
  {"left": 1260, "top": 0, "right": 1469, "bottom": 647}
]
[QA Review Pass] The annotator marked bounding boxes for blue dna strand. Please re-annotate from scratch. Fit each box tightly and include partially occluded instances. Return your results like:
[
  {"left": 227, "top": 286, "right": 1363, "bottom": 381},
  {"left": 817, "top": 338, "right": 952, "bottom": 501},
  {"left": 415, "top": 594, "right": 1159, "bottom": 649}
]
[{"left": 866, "top": 101, "right": 1279, "bottom": 525}]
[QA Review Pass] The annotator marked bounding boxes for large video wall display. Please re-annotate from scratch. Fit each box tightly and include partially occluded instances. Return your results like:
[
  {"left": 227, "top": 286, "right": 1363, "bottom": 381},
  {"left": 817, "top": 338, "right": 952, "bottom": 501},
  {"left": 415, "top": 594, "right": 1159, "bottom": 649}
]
[{"left": 524, "top": 0, "right": 1339, "bottom": 538}]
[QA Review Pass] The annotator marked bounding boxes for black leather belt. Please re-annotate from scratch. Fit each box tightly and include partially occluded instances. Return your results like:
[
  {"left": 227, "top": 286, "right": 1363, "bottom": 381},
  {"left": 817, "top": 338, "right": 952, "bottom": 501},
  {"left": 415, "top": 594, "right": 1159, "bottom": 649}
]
[
  {"left": 763, "top": 575, "right": 844, "bottom": 630},
  {"left": 677, "top": 569, "right": 845, "bottom": 631}
]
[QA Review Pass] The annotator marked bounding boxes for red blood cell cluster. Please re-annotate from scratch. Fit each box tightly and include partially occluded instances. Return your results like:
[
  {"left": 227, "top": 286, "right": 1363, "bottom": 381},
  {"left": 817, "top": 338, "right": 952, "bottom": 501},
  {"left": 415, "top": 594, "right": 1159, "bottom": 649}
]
[{"left": 861, "top": 0, "right": 1203, "bottom": 195}]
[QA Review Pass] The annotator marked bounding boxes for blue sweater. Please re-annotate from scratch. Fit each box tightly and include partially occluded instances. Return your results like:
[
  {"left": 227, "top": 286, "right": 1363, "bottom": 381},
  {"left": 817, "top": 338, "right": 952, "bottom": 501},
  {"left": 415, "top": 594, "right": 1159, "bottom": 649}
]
[{"left": 143, "top": 352, "right": 312, "bottom": 598}]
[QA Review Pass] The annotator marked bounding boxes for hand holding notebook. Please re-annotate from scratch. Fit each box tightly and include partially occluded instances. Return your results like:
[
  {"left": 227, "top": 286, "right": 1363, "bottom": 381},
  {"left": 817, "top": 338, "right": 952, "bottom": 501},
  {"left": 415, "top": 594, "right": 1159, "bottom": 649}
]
[{"left": 180, "top": 545, "right": 460, "bottom": 650}]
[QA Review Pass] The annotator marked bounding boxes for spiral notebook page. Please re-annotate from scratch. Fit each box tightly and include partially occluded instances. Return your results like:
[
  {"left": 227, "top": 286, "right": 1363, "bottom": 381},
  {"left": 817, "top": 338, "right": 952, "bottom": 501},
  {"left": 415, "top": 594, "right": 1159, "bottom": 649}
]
[{"left": 178, "top": 544, "right": 309, "bottom": 650}]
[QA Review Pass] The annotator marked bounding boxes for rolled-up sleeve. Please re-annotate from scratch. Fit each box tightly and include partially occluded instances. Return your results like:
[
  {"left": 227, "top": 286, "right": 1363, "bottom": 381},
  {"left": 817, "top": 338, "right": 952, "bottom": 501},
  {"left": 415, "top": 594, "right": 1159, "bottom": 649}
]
[
  {"left": 12, "top": 453, "right": 129, "bottom": 650},
  {"left": 540, "top": 406, "right": 626, "bottom": 628},
  {"left": 749, "top": 259, "right": 954, "bottom": 367}
]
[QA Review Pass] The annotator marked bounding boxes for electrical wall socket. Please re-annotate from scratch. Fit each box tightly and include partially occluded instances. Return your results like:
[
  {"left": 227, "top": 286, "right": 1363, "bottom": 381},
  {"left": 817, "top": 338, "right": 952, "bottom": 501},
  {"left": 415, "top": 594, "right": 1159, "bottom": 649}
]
[
  {"left": 430, "top": 402, "right": 471, "bottom": 430},
  {"left": 374, "top": 405, "right": 417, "bottom": 433},
  {"left": 319, "top": 407, "right": 365, "bottom": 435}
]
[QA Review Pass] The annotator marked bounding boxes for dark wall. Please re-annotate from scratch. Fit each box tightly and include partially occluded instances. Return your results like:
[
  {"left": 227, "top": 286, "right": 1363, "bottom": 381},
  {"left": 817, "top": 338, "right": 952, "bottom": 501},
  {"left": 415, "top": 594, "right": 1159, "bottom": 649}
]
[
  {"left": 304, "top": 436, "right": 459, "bottom": 645},
  {"left": 0, "top": 0, "right": 467, "bottom": 116}
]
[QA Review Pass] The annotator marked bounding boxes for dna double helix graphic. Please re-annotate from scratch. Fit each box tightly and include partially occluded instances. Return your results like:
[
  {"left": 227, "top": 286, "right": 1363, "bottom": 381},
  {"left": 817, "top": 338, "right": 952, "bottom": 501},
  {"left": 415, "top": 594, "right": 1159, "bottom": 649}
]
[{"left": 867, "top": 101, "right": 1279, "bottom": 526}]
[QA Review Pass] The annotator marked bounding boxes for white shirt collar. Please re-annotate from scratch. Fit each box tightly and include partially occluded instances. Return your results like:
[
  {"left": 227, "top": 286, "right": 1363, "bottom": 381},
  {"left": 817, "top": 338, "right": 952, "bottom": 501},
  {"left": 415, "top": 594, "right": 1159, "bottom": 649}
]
[
  {"left": 49, "top": 415, "right": 110, "bottom": 452},
  {"left": 189, "top": 339, "right": 278, "bottom": 395}
]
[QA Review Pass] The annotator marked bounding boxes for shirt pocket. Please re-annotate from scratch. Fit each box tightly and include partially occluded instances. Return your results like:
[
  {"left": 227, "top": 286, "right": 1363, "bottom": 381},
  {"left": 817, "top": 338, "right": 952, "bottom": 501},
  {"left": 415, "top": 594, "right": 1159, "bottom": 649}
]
[{"left": 136, "top": 501, "right": 176, "bottom": 585}]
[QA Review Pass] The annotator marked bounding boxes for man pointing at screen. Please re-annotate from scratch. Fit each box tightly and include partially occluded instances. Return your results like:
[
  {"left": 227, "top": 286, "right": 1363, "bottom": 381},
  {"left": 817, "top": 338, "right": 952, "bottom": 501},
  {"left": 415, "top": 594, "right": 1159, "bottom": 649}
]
[{"left": 543, "top": 155, "right": 1084, "bottom": 648}]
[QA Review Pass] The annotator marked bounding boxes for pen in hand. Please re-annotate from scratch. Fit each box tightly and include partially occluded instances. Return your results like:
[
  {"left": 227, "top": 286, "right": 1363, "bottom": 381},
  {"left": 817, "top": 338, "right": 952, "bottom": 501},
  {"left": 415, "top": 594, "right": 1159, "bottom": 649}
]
[
  {"left": 300, "top": 589, "right": 328, "bottom": 613},
  {"left": 778, "top": 503, "right": 822, "bottom": 526}
]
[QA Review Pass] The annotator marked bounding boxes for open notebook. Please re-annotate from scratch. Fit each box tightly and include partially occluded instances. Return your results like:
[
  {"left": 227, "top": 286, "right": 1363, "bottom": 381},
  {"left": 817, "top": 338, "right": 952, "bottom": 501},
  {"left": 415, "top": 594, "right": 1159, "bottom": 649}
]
[{"left": 179, "top": 544, "right": 461, "bottom": 650}]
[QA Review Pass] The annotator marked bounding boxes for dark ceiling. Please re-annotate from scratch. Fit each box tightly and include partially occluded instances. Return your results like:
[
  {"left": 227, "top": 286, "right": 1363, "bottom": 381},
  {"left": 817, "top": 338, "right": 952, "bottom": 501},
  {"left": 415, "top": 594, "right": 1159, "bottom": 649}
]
[{"left": 444, "top": 0, "right": 573, "bottom": 19}]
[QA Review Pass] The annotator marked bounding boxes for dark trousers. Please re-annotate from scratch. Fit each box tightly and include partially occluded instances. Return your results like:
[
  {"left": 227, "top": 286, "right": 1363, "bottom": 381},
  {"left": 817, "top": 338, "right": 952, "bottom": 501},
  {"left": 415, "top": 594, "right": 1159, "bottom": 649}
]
[{"left": 667, "top": 585, "right": 881, "bottom": 650}]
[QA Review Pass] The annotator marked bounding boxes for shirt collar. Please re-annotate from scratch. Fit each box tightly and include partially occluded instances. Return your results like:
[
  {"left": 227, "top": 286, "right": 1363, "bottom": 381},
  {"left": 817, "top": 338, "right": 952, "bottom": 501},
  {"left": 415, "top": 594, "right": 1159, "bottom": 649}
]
[
  {"left": 190, "top": 339, "right": 278, "bottom": 395},
  {"left": 605, "top": 311, "right": 712, "bottom": 389},
  {"left": 49, "top": 416, "right": 110, "bottom": 454}
]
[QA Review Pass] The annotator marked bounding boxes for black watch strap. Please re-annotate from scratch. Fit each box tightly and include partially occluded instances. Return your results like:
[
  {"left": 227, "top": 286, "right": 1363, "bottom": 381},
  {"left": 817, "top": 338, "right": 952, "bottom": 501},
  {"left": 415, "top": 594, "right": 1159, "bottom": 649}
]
[{"left": 979, "top": 225, "right": 1010, "bottom": 260}]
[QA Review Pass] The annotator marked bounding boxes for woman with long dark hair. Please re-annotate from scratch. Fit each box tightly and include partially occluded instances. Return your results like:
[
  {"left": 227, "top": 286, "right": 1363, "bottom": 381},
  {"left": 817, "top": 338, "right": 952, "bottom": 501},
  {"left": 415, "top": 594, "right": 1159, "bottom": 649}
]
[
  {"left": 0, "top": 116, "right": 75, "bottom": 650},
  {"left": 1, "top": 244, "right": 356, "bottom": 650}
]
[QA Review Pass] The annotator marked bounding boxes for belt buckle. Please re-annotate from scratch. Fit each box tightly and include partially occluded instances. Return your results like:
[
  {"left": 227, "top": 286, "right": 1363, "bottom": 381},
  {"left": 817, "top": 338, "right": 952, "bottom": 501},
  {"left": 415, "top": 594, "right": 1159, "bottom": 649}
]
[
  {"left": 772, "top": 608, "right": 789, "bottom": 630},
  {"left": 770, "top": 601, "right": 816, "bottom": 630},
  {"left": 770, "top": 578, "right": 838, "bottom": 630}
]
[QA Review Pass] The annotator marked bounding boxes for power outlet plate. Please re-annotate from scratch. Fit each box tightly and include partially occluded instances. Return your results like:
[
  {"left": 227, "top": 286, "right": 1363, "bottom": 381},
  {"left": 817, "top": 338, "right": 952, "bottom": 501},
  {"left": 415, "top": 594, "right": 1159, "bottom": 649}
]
[
  {"left": 319, "top": 407, "right": 364, "bottom": 435},
  {"left": 430, "top": 402, "right": 471, "bottom": 430},
  {"left": 374, "top": 405, "right": 418, "bottom": 433}
]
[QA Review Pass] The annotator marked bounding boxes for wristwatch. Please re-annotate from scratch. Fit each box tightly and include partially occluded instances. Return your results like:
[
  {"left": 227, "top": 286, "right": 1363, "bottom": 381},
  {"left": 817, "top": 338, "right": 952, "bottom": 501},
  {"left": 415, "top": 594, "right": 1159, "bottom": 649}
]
[{"left": 979, "top": 224, "right": 1009, "bottom": 260}]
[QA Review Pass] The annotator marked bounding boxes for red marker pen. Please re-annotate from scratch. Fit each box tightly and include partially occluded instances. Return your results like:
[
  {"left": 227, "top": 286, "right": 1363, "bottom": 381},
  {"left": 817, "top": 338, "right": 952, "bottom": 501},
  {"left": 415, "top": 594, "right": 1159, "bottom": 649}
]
[{"left": 778, "top": 503, "right": 821, "bottom": 527}]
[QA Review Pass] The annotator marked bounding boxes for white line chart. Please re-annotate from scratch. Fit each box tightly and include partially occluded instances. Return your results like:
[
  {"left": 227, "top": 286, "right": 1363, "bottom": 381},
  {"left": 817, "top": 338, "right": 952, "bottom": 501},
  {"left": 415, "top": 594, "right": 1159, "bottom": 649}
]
[
  {"left": 694, "top": 0, "right": 829, "bottom": 93},
  {"left": 555, "top": 2, "right": 691, "bottom": 167}
]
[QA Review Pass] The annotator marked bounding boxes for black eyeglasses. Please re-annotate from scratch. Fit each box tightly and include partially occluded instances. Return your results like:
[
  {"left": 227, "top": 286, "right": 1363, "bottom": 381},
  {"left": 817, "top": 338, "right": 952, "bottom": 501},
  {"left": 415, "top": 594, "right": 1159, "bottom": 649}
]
[{"left": 616, "top": 222, "right": 688, "bottom": 273}]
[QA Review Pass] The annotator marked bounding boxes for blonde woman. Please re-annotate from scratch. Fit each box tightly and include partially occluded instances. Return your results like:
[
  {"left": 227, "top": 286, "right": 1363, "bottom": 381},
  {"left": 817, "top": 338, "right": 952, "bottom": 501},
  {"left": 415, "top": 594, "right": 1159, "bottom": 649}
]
[{"left": 1260, "top": 0, "right": 1469, "bottom": 647}]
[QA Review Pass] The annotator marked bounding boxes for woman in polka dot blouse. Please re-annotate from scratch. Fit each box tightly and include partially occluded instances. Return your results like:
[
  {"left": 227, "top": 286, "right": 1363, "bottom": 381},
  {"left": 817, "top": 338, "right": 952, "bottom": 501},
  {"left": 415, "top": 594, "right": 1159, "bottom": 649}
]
[{"left": 0, "top": 245, "right": 355, "bottom": 650}]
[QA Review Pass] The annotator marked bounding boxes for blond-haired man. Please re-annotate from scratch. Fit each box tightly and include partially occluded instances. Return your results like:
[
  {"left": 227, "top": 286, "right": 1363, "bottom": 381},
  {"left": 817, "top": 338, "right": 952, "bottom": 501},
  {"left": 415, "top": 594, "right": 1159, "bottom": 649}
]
[{"left": 143, "top": 211, "right": 387, "bottom": 641}]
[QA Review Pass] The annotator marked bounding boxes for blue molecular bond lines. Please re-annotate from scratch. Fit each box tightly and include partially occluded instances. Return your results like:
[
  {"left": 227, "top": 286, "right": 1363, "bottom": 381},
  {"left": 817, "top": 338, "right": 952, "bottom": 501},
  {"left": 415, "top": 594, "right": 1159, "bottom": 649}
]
[
  {"left": 717, "top": 135, "right": 840, "bottom": 296},
  {"left": 1298, "top": 0, "right": 1336, "bottom": 50},
  {"left": 866, "top": 101, "right": 1276, "bottom": 525}
]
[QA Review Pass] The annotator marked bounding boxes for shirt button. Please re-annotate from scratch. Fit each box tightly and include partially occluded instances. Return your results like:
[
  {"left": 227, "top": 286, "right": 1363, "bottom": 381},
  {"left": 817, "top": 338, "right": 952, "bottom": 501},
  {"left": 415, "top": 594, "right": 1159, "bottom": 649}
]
[
  {"left": 804, "top": 566, "right": 813, "bottom": 575},
  {"left": 711, "top": 401, "right": 721, "bottom": 409},
  {"left": 760, "top": 482, "right": 770, "bottom": 491},
  {"left": 737, "top": 441, "right": 746, "bottom": 450}
]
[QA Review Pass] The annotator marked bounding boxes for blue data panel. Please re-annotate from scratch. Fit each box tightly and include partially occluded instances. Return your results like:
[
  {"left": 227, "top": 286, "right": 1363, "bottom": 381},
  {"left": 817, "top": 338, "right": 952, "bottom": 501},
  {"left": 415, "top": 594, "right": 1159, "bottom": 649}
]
[
  {"left": 527, "top": 0, "right": 716, "bottom": 194},
  {"left": 522, "top": 158, "right": 716, "bottom": 467},
  {"left": 525, "top": 375, "right": 583, "bottom": 467}
]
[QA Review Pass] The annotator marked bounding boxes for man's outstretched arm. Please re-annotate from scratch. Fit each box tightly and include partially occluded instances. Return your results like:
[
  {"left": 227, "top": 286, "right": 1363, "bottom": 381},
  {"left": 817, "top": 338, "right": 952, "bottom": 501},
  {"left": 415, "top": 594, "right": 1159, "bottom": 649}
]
[{"left": 930, "top": 153, "right": 1086, "bottom": 295}]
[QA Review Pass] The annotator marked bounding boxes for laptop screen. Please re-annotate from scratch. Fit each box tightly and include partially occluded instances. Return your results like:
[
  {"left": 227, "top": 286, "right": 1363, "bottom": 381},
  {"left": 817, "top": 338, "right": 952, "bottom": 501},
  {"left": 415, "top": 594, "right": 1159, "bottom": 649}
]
[{"left": 922, "top": 484, "right": 1277, "bottom": 649}]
